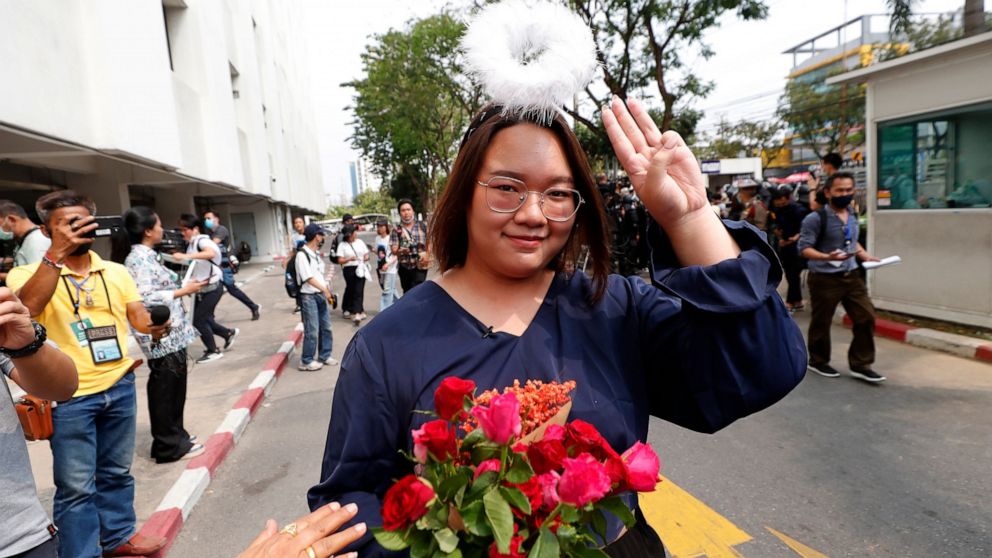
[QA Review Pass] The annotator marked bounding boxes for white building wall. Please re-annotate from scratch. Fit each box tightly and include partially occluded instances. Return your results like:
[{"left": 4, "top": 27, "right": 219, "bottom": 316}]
[{"left": 0, "top": 0, "right": 324, "bottom": 214}]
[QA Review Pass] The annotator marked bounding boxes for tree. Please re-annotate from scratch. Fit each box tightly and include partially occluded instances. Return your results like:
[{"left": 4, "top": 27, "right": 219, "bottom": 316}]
[
  {"left": 777, "top": 75, "right": 865, "bottom": 161},
  {"left": 567, "top": 0, "right": 767, "bottom": 134},
  {"left": 326, "top": 189, "right": 397, "bottom": 219},
  {"left": 346, "top": 13, "right": 481, "bottom": 210},
  {"left": 693, "top": 118, "right": 783, "bottom": 165},
  {"left": 888, "top": 0, "right": 987, "bottom": 39}
]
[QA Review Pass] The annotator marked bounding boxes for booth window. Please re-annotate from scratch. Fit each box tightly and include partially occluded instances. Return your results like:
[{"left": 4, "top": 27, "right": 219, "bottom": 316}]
[{"left": 877, "top": 102, "right": 992, "bottom": 210}]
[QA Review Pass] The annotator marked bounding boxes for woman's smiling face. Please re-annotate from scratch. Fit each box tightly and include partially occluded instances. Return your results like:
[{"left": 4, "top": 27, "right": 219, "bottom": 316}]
[{"left": 465, "top": 123, "right": 577, "bottom": 280}]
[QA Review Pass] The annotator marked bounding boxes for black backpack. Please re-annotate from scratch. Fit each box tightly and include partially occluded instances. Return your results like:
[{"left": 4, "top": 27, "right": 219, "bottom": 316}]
[{"left": 284, "top": 250, "right": 312, "bottom": 298}]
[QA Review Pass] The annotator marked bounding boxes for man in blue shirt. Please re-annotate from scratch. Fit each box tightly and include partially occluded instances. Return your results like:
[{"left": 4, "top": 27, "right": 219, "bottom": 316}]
[{"left": 798, "top": 172, "right": 884, "bottom": 382}]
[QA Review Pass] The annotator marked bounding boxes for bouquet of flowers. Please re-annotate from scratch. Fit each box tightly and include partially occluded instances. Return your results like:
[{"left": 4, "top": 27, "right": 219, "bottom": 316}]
[{"left": 372, "top": 377, "right": 661, "bottom": 557}]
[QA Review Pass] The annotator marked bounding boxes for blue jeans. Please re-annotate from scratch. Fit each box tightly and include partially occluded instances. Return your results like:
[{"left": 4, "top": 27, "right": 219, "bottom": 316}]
[
  {"left": 300, "top": 293, "right": 333, "bottom": 365},
  {"left": 51, "top": 373, "right": 137, "bottom": 558},
  {"left": 380, "top": 272, "right": 398, "bottom": 311}
]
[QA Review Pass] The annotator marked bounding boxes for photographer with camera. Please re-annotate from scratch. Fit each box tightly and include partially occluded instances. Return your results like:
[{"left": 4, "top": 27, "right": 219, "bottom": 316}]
[
  {"left": 7, "top": 190, "right": 170, "bottom": 558},
  {"left": 111, "top": 206, "right": 206, "bottom": 464},
  {"left": 390, "top": 199, "right": 430, "bottom": 293}
]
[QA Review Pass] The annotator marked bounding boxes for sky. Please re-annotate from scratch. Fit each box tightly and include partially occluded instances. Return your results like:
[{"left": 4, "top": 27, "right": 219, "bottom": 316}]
[{"left": 303, "top": 0, "right": 967, "bottom": 204}]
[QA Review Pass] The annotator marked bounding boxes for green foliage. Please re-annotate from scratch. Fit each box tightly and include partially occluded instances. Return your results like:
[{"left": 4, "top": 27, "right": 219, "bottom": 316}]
[
  {"left": 483, "top": 489, "right": 514, "bottom": 554},
  {"left": 694, "top": 118, "right": 783, "bottom": 166},
  {"left": 346, "top": 13, "right": 481, "bottom": 210},
  {"left": 777, "top": 72, "right": 864, "bottom": 161},
  {"left": 527, "top": 527, "right": 560, "bottom": 558},
  {"left": 373, "top": 527, "right": 412, "bottom": 551},
  {"left": 326, "top": 189, "right": 397, "bottom": 219}
]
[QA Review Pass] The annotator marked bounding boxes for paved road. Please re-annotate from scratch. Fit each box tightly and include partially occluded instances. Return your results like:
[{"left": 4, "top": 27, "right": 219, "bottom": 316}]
[{"left": 171, "top": 279, "right": 992, "bottom": 558}]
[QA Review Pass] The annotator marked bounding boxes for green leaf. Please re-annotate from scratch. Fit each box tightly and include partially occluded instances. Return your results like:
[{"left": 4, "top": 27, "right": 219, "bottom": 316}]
[
  {"left": 498, "top": 485, "right": 532, "bottom": 515},
  {"left": 505, "top": 455, "right": 535, "bottom": 484},
  {"left": 372, "top": 527, "right": 410, "bottom": 551},
  {"left": 559, "top": 505, "right": 580, "bottom": 524},
  {"left": 459, "top": 501, "right": 492, "bottom": 537},
  {"left": 460, "top": 428, "right": 487, "bottom": 451},
  {"left": 410, "top": 529, "right": 437, "bottom": 558},
  {"left": 589, "top": 510, "right": 607, "bottom": 544},
  {"left": 467, "top": 471, "right": 497, "bottom": 501},
  {"left": 439, "top": 474, "right": 470, "bottom": 502},
  {"left": 483, "top": 489, "right": 514, "bottom": 554},
  {"left": 471, "top": 444, "right": 500, "bottom": 464},
  {"left": 568, "top": 544, "right": 610, "bottom": 558},
  {"left": 434, "top": 528, "right": 459, "bottom": 554},
  {"left": 596, "top": 496, "right": 636, "bottom": 528},
  {"left": 555, "top": 524, "right": 577, "bottom": 542},
  {"left": 527, "top": 526, "right": 560, "bottom": 558}
]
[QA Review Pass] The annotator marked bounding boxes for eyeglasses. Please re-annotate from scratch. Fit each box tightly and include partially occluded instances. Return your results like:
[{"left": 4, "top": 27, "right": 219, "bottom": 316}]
[{"left": 477, "top": 176, "right": 584, "bottom": 222}]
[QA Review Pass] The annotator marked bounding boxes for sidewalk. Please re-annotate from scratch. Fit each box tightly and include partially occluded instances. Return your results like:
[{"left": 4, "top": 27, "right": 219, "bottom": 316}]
[{"left": 24, "top": 259, "right": 360, "bottom": 548}]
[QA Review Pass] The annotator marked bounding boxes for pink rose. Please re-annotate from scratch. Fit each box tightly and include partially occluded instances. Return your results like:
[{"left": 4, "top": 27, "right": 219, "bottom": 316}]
[
  {"left": 474, "top": 458, "right": 502, "bottom": 480},
  {"left": 543, "top": 424, "right": 566, "bottom": 443},
  {"left": 622, "top": 442, "right": 661, "bottom": 492},
  {"left": 412, "top": 420, "right": 457, "bottom": 464},
  {"left": 537, "top": 471, "right": 561, "bottom": 510},
  {"left": 557, "top": 453, "right": 612, "bottom": 507},
  {"left": 471, "top": 392, "right": 521, "bottom": 445}
]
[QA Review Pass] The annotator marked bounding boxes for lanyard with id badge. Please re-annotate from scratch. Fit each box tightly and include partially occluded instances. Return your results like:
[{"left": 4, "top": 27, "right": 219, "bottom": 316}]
[{"left": 63, "top": 271, "right": 124, "bottom": 364}]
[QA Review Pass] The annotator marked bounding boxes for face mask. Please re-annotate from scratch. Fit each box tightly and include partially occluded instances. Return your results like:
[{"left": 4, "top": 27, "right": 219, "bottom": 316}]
[
  {"left": 0, "top": 228, "right": 12, "bottom": 241},
  {"left": 204, "top": 218, "right": 214, "bottom": 230},
  {"left": 318, "top": 239, "right": 325, "bottom": 249},
  {"left": 830, "top": 194, "right": 854, "bottom": 208}
]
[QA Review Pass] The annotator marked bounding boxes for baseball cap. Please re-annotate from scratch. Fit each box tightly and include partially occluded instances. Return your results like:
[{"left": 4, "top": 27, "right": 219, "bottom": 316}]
[{"left": 304, "top": 223, "right": 327, "bottom": 241}]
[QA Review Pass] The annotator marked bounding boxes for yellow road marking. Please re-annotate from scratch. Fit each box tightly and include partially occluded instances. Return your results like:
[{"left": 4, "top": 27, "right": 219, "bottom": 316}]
[
  {"left": 766, "top": 527, "right": 831, "bottom": 558},
  {"left": 640, "top": 475, "right": 752, "bottom": 558}
]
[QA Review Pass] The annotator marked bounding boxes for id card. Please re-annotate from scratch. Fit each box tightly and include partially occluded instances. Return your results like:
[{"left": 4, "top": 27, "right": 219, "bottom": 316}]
[
  {"left": 85, "top": 325, "right": 123, "bottom": 364},
  {"left": 70, "top": 318, "right": 96, "bottom": 348}
]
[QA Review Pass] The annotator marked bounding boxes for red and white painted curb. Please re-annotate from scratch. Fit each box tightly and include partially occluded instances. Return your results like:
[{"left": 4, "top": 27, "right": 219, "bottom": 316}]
[
  {"left": 840, "top": 314, "right": 992, "bottom": 364},
  {"left": 137, "top": 323, "right": 305, "bottom": 557}
]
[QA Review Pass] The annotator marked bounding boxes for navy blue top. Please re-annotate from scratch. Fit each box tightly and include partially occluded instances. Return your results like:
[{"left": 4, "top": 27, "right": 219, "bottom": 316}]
[{"left": 308, "top": 220, "right": 808, "bottom": 556}]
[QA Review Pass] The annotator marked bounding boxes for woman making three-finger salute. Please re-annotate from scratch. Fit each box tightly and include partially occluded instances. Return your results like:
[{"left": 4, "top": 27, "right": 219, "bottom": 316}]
[{"left": 309, "top": 95, "right": 807, "bottom": 556}]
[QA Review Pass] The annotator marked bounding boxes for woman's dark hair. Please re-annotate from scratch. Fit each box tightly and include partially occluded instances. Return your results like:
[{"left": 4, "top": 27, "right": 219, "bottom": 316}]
[
  {"left": 429, "top": 105, "right": 611, "bottom": 304},
  {"left": 110, "top": 206, "right": 158, "bottom": 264},
  {"left": 341, "top": 224, "right": 357, "bottom": 240},
  {"left": 178, "top": 213, "right": 204, "bottom": 232}
]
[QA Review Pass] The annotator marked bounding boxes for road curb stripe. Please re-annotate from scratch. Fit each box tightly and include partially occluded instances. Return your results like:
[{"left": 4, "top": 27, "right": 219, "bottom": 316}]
[
  {"left": 131, "top": 326, "right": 304, "bottom": 557},
  {"left": 840, "top": 314, "right": 991, "bottom": 365}
]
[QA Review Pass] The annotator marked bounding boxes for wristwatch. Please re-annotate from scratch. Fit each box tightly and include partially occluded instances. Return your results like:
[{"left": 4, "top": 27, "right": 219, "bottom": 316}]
[{"left": 0, "top": 321, "right": 48, "bottom": 359}]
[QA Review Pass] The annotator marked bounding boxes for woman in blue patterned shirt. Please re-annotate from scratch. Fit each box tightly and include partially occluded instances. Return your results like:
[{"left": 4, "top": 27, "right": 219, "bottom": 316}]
[{"left": 111, "top": 207, "right": 206, "bottom": 463}]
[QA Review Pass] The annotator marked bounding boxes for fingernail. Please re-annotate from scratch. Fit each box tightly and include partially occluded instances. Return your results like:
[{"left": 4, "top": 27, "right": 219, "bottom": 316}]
[
  {"left": 354, "top": 522, "right": 367, "bottom": 534},
  {"left": 345, "top": 503, "right": 358, "bottom": 514},
  {"left": 328, "top": 502, "right": 341, "bottom": 511}
]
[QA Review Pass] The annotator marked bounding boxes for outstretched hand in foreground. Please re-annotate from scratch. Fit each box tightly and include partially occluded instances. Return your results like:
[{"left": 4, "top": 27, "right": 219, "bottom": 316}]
[{"left": 236, "top": 502, "right": 365, "bottom": 558}]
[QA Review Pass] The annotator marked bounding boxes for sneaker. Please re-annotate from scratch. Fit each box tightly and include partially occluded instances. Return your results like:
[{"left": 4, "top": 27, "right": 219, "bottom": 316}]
[
  {"left": 343, "top": 311, "right": 352, "bottom": 318},
  {"left": 353, "top": 315, "right": 362, "bottom": 325},
  {"left": 808, "top": 363, "right": 840, "bottom": 378},
  {"left": 196, "top": 351, "right": 224, "bottom": 364},
  {"left": 322, "top": 357, "right": 340, "bottom": 366},
  {"left": 223, "top": 328, "right": 240, "bottom": 351},
  {"left": 850, "top": 367, "right": 887, "bottom": 383},
  {"left": 188, "top": 435, "right": 197, "bottom": 443},
  {"left": 293, "top": 305, "right": 301, "bottom": 314},
  {"left": 251, "top": 307, "right": 261, "bottom": 321},
  {"left": 179, "top": 444, "right": 205, "bottom": 460},
  {"left": 298, "top": 361, "right": 324, "bottom": 371}
]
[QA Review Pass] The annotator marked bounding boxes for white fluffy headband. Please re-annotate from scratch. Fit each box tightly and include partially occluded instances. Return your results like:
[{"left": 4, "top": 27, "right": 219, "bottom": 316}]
[{"left": 461, "top": 0, "right": 598, "bottom": 126}]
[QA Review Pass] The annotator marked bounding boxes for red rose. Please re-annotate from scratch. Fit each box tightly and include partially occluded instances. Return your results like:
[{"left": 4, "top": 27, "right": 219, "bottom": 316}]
[
  {"left": 472, "top": 392, "right": 521, "bottom": 445},
  {"left": 527, "top": 439, "right": 567, "bottom": 475},
  {"left": 622, "top": 441, "right": 661, "bottom": 492},
  {"left": 565, "top": 420, "right": 617, "bottom": 460},
  {"left": 412, "top": 420, "right": 457, "bottom": 463},
  {"left": 604, "top": 452, "right": 627, "bottom": 491},
  {"left": 434, "top": 377, "right": 476, "bottom": 421},
  {"left": 557, "top": 453, "right": 612, "bottom": 507},
  {"left": 488, "top": 536, "right": 525, "bottom": 558},
  {"left": 473, "top": 458, "right": 501, "bottom": 480},
  {"left": 381, "top": 475, "right": 435, "bottom": 531},
  {"left": 508, "top": 475, "right": 543, "bottom": 519}
]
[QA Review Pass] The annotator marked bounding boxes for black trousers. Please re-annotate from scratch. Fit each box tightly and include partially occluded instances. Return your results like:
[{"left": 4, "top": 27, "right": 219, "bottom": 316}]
[
  {"left": 341, "top": 266, "right": 365, "bottom": 314},
  {"left": 779, "top": 245, "right": 805, "bottom": 305},
  {"left": 11, "top": 536, "right": 57, "bottom": 558},
  {"left": 193, "top": 286, "right": 232, "bottom": 353},
  {"left": 222, "top": 267, "right": 258, "bottom": 311},
  {"left": 398, "top": 266, "right": 427, "bottom": 293},
  {"left": 605, "top": 509, "right": 666, "bottom": 557},
  {"left": 147, "top": 350, "right": 193, "bottom": 463}
]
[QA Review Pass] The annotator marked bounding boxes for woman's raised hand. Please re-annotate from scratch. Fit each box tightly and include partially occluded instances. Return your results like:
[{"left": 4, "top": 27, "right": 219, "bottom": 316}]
[
  {"left": 602, "top": 96, "right": 740, "bottom": 266},
  {"left": 602, "top": 96, "right": 709, "bottom": 228}
]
